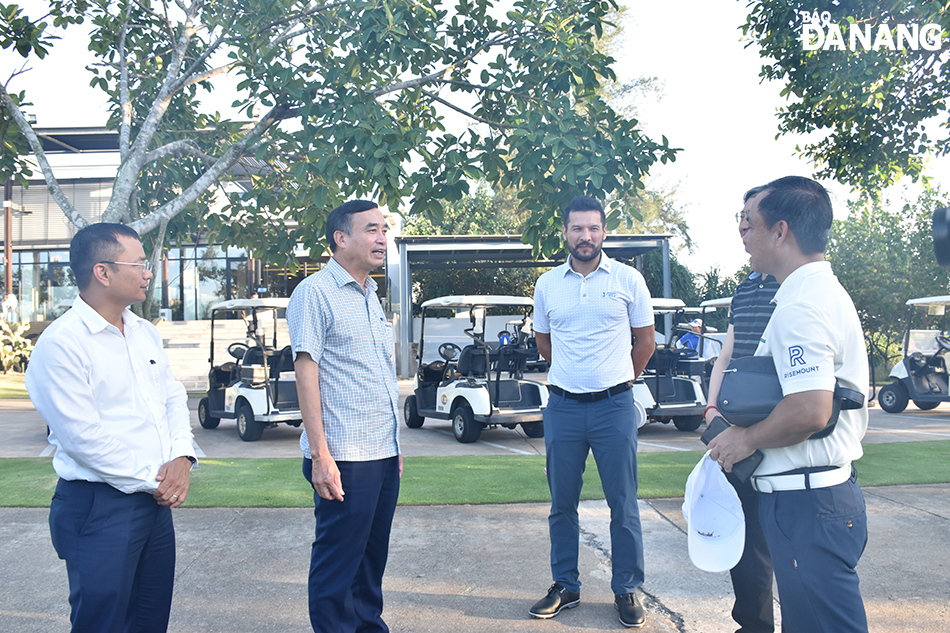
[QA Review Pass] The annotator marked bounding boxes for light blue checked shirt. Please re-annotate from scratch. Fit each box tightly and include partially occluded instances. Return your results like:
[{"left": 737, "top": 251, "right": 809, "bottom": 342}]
[
  {"left": 533, "top": 253, "right": 653, "bottom": 393},
  {"left": 287, "top": 258, "right": 400, "bottom": 462}
]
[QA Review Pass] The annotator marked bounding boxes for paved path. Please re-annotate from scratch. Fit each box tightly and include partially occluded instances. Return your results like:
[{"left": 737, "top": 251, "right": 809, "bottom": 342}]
[
  {"left": 2, "top": 484, "right": 949, "bottom": 632},
  {"left": 3, "top": 391, "right": 950, "bottom": 631}
]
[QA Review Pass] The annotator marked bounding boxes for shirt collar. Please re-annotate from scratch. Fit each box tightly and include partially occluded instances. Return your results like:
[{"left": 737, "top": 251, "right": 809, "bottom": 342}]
[
  {"left": 71, "top": 294, "right": 143, "bottom": 334},
  {"left": 772, "top": 260, "right": 831, "bottom": 305},
  {"left": 326, "top": 257, "right": 378, "bottom": 294},
  {"left": 562, "top": 252, "right": 613, "bottom": 277}
]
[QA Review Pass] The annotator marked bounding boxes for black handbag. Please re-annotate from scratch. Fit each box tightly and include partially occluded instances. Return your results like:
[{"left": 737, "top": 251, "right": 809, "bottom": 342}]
[{"left": 716, "top": 356, "right": 864, "bottom": 439}]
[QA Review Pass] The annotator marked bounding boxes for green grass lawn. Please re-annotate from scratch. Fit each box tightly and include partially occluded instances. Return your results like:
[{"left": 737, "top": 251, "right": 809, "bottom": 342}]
[
  {"left": 2, "top": 441, "right": 949, "bottom": 508},
  {"left": 0, "top": 372, "right": 28, "bottom": 399}
]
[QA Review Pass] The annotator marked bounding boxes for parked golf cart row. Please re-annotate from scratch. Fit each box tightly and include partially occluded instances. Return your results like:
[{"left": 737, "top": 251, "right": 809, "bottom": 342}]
[{"left": 403, "top": 295, "right": 719, "bottom": 441}]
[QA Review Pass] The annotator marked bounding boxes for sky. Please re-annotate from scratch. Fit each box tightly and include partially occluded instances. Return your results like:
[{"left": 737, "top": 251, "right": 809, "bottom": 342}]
[{"left": 3, "top": 0, "right": 948, "bottom": 278}]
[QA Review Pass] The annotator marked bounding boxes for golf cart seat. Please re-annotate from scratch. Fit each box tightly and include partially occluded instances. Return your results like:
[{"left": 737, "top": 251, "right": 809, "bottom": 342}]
[
  {"left": 419, "top": 361, "right": 449, "bottom": 384},
  {"left": 646, "top": 345, "right": 683, "bottom": 400},
  {"left": 457, "top": 345, "right": 489, "bottom": 377},
  {"left": 211, "top": 362, "right": 238, "bottom": 387},
  {"left": 242, "top": 346, "right": 265, "bottom": 367},
  {"left": 495, "top": 345, "right": 531, "bottom": 378},
  {"left": 270, "top": 345, "right": 295, "bottom": 375}
]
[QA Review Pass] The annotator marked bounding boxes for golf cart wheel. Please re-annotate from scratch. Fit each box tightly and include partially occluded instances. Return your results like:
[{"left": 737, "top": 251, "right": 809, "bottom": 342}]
[
  {"left": 522, "top": 422, "right": 544, "bottom": 438},
  {"left": 404, "top": 395, "right": 425, "bottom": 428},
  {"left": 198, "top": 397, "right": 220, "bottom": 429},
  {"left": 236, "top": 401, "right": 264, "bottom": 441},
  {"left": 672, "top": 416, "right": 703, "bottom": 432},
  {"left": 913, "top": 399, "right": 940, "bottom": 411},
  {"left": 451, "top": 404, "right": 481, "bottom": 443},
  {"left": 877, "top": 382, "right": 908, "bottom": 414}
]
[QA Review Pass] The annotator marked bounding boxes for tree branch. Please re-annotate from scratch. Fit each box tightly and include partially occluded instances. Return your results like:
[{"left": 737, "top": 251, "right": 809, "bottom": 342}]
[
  {"left": 144, "top": 139, "right": 218, "bottom": 165},
  {"left": 0, "top": 83, "right": 86, "bottom": 230},
  {"left": 118, "top": 17, "right": 132, "bottom": 163},
  {"left": 420, "top": 88, "right": 516, "bottom": 131},
  {"left": 128, "top": 103, "right": 290, "bottom": 235},
  {"left": 104, "top": 1, "right": 206, "bottom": 222}
]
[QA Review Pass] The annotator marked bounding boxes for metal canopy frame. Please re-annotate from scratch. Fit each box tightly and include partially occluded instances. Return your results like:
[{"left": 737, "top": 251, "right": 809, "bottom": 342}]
[{"left": 393, "top": 234, "right": 673, "bottom": 378}]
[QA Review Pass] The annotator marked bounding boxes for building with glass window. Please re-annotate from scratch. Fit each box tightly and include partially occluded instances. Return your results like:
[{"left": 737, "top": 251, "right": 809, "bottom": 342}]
[{"left": 1, "top": 127, "right": 375, "bottom": 324}]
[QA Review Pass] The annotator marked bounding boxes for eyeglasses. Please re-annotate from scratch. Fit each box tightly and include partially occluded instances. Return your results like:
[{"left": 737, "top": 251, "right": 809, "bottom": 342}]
[
  {"left": 100, "top": 260, "right": 152, "bottom": 272},
  {"left": 735, "top": 211, "right": 749, "bottom": 224}
]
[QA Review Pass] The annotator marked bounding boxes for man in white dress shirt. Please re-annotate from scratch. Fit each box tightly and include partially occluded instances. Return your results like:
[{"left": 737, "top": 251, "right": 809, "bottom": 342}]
[{"left": 26, "top": 223, "right": 196, "bottom": 633}]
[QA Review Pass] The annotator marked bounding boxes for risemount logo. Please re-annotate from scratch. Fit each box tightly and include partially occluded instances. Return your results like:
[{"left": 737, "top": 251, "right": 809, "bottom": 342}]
[{"left": 798, "top": 10, "right": 944, "bottom": 52}]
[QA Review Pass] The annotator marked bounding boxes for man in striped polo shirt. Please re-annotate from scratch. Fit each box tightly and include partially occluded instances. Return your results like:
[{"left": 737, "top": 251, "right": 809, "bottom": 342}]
[{"left": 704, "top": 187, "right": 781, "bottom": 633}]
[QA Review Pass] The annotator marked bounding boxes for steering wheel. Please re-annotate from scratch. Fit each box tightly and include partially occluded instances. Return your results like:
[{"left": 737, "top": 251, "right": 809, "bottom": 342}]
[
  {"left": 439, "top": 342, "right": 461, "bottom": 361},
  {"left": 228, "top": 342, "right": 248, "bottom": 360},
  {"left": 937, "top": 335, "right": 950, "bottom": 353}
]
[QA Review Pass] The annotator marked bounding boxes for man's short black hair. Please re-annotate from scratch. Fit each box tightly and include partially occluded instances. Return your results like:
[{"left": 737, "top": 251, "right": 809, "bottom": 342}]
[
  {"left": 757, "top": 176, "right": 833, "bottom": 254},
  {"left": 562, "top": 195, "right": 606, "bottom": 227},
  {"left": 70, "top": 223, "right": 141, "bottom": 290},
  {"left": 325, "top": 200, "right": 379, "bottom": 252},
  {"left": 743, "top": 185, "right": 767, "bottom": 203}
]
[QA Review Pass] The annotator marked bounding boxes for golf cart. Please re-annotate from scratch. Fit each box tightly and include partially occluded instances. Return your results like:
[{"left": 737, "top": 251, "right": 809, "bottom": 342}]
[
  {"left": 404, "top": 295, "right": 549, "bottom": 443},
  {"left": 632, "top": 299, "right": 711, "bottom": 432},
  {"left": 878, "top": 296, "right": 950, "bottom": 413},
  {"left": 197, "top": 298, "right": 301, "bottom": 441}
]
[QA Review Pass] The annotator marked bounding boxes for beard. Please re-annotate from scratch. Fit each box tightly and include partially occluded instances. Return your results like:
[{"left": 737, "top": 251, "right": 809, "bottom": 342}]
[{"left": 569, "top": 240, "right": 602, "bottom": 263}]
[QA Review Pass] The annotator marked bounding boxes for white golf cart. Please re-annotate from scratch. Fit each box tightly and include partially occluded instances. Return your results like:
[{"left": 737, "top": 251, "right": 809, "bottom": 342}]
[
  {"left": 404, "top": 295, "right": 549, "bottom": 443},
  {"left": 197, "top": 298, "right": 301, "bottom": 441},
  {"left": 632, "top": 299, "right": 711, "bottom": 432},
  {"left": 878, "top": 295, "right": 950, "bottom": 414}
]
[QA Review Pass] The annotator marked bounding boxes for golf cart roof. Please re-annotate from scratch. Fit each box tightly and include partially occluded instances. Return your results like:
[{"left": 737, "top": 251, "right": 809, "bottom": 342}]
[
  {"left": 906, "top": 296, "right": 950, "bottom": 307},
  {"left": 210, "top": 298, "right": 290, "bottom": 311},
  {"left": 652, "top": 298, "right": 685, "bottom": 310},
  {"left": 700, "top": 297, "right": 733, "bottom": 309},
  {"left": 420, "top": 295, "right": 534, "bottom": 309},
  {"left": 651, "top": 298, "right": 715, "bottom": 315}
]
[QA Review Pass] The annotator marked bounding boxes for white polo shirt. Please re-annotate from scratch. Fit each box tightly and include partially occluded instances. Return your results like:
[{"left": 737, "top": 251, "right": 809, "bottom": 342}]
[
  {"left": 754, "top": 261, "right": 869, "bottom": 475},
  {"left": 533, "top": 253, "right": 653, "bottom": 393}
]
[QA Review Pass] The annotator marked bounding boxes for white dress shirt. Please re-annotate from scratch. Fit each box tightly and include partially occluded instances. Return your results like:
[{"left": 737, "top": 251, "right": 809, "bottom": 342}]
[{"left": 26, "top": 296, "right": 195, "bottom": 494}]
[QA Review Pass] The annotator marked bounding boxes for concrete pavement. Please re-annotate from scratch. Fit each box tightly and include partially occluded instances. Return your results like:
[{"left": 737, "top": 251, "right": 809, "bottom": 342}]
[
  {"left": 2, "top": 485, "right": 949, "bottom": 632},
  {"left": 3, "top": 389, "right": 950, "bottom": 631}
]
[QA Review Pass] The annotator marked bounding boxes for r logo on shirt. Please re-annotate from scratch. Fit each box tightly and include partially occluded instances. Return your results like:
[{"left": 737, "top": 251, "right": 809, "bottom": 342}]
[{"left": 788, "top": 346, "right": 806, "bottom": 367}]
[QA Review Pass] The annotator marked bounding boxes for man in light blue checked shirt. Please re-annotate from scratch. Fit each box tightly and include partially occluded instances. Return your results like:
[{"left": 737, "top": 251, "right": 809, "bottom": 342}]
[
  {"left": 529, "top": 195, "right": 655, "bottom": 628},
  {"left": 287, "top": 199, "right": 401, "bottom": 633}
]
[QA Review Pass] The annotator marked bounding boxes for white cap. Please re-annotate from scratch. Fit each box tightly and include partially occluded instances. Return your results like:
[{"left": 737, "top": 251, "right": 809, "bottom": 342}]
[
  {"left": 633, "top": 400, "right": 647, "bottom": 429},
  {"left": 682, "top": 452, "right": 745, "bottom": 572}
]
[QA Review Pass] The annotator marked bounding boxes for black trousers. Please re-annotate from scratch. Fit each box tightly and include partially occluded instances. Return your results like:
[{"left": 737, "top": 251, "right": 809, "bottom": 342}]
[{"left": 727, "top": 473, "right": 774, "bottom": 633}]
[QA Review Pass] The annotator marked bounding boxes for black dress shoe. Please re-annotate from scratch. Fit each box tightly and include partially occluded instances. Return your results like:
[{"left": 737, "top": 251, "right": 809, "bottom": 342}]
[
  {"left": 615, "top": 592, "right": 646, "bottom": 628},
  {"left": 528, "top": 583, "right": 580, "bottom": 619}
]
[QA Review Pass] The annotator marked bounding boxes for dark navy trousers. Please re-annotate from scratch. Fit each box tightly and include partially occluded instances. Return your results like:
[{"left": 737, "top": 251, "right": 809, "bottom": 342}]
[
  {"left": 543, "top": 389, "right": 644, "bottom": 595},
  {"left": 49, "top": 478, "right": 176, "bottom": 633},
  {"left": 758, "top": 475, "right": 868, "bottom": 633},
  {"left": 302, "top": 456, "right": 400, "bottom": 633},
  {"left": 727, "top": 473, "right": 775, "bottom": 633}
]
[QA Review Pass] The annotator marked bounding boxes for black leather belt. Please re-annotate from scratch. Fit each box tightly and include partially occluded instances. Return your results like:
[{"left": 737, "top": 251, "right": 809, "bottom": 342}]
[{"left": 547, "top": 381, "right": 633, "bottom": 402}]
